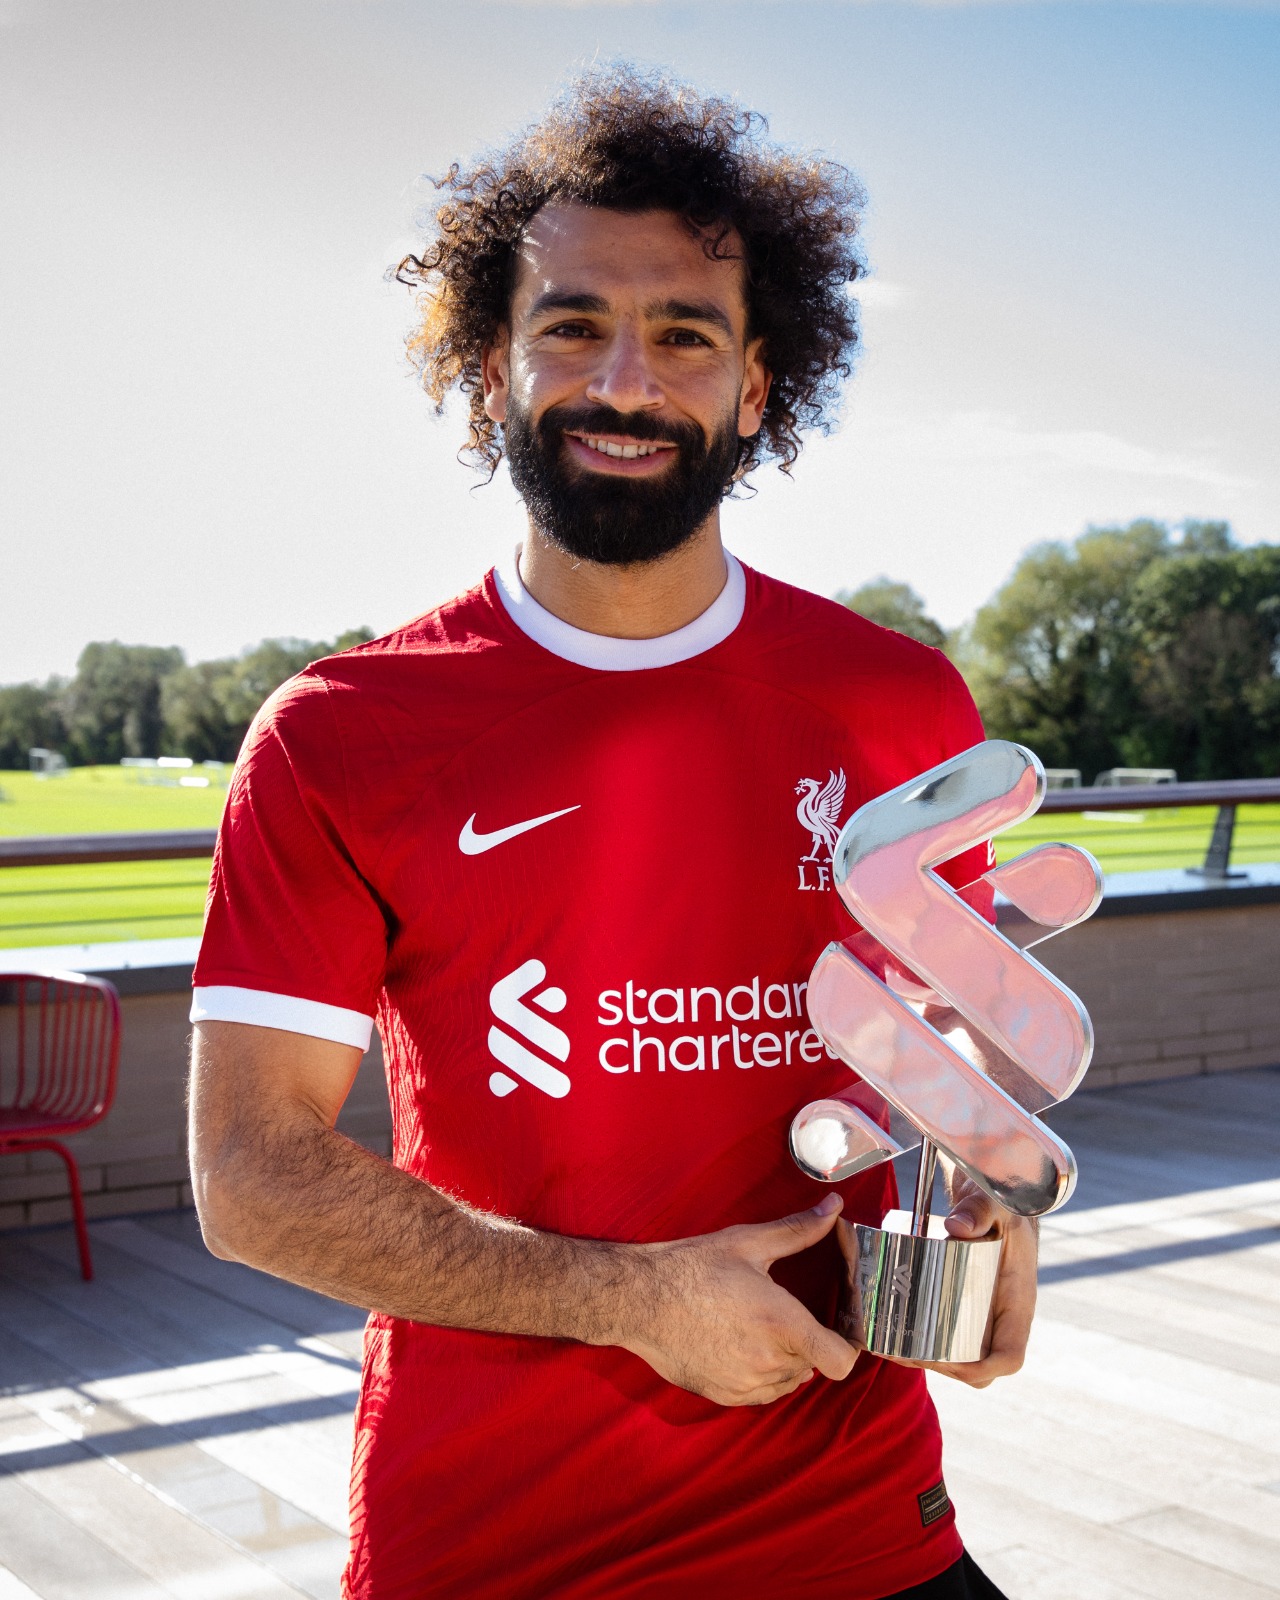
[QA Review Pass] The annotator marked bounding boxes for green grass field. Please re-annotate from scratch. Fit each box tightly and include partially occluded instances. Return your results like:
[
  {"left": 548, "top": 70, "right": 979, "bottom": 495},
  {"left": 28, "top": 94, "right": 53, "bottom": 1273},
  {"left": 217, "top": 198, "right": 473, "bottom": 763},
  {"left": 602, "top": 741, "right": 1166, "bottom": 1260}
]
[
  {"left": 0, "top": 767, "right": 226, "bottom": 949},
  {"left": 993, "top": 803, "right": 1280, "bottom": 875},
  {"left": 0, "top": 765, "right": 229, "bottom": 837},
  {"left": 1, "top": 766, "right": 1278, "bottom": 950}
]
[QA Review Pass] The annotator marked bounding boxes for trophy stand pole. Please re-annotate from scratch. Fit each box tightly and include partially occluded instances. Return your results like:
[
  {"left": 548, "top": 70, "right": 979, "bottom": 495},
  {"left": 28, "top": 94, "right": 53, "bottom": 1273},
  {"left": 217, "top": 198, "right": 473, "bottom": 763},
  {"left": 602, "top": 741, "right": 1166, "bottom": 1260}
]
[
  {"left": 911, "top": 1138, "right": 939, "bottom": 1236},
  {"left": 841, "top": 1132, "right": 1002, "bottom": 1361}
]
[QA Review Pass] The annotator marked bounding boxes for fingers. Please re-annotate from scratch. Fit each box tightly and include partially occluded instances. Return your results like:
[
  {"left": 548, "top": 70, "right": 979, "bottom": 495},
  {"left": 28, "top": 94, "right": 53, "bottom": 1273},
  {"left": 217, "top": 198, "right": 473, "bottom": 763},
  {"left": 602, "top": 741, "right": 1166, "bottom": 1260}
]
[
  {"left": 740, "top": 1198, "right": 858, "bottom": 1381},
  {"left": 749, "top": 1192, "right": 844, "bottom": 1262},
  {"left": 983, "top": 1214, "right": 1037, "bottom": 1371},
  {"left": 745, "top": 1365, "right": 816, "bottom": 1405},
  {"left": 915, "top": 1361, "right": 993, "bottom": 1388},
  {"left": 798, "top": 1318, "right": 859, "bottom": 1382},
  {"left": 713, "top": 1374, "right": 813, "bottom": 1407},
  {"left": 944, "top": 1187, "right": 1001, "bottom": 1241},
  {"left": 758, "top": 1368, "right": 815, "bottom": 1403},
  {"left": 924, "top": 1341, "right": 1022, "bottom": 1388},
  {"left": 882, "top": 1340, "right": 1018, "bottom": 1387},
  {"left": 638, "top": 1196, "right": 858, "bottom": 1408}
]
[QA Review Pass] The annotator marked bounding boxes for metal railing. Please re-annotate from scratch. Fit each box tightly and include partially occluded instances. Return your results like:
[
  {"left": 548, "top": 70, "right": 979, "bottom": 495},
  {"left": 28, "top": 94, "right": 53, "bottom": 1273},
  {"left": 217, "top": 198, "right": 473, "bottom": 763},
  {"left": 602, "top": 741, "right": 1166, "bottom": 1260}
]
[
  {"left": 1, "top": 779, "right": 1278, "bottom": 946},
  {"left": 0, "top": 831, "right": 218, "bottom": 869},
  {"left": 2, "top": 781, "right": 1279, "bottom": 874},
  {"left": 1037, "top": 778, "right": 1280, "bottom": 879}
]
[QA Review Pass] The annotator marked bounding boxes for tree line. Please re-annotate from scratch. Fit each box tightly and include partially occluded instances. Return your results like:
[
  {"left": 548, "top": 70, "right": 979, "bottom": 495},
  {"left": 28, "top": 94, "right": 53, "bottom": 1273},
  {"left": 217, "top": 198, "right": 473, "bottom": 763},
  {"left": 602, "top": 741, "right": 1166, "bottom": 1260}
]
[
  {"left": 3, "top": 518, "right": 1277, "bottom": 780},
  {"left": 847, "top": 519, "right": 1279, "bottom": 783},
  {"left": 0, "top": 631, "right": 373, "bottom": 768}
]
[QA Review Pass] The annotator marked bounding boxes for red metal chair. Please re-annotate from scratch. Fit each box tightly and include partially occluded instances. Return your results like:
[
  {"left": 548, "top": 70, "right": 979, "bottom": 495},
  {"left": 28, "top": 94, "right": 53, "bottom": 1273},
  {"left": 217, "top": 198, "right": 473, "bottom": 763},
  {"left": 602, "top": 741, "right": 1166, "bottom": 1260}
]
[{"left": 0, "top": 971, "right": 121, "bottom": 1280}]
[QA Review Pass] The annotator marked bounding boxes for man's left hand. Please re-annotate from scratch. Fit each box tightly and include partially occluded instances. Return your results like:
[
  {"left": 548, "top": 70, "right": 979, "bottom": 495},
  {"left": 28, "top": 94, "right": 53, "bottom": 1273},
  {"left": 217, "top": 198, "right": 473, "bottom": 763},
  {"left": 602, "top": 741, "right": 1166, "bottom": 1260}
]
[{"left": 895, "top": 1175, "right": 1038, "bottom": 1389}]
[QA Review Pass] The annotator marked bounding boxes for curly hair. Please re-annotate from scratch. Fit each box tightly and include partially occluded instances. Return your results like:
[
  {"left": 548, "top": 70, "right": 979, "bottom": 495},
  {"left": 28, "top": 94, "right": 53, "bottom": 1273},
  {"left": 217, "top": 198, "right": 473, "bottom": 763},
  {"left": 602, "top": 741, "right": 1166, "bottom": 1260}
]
[{"left": 395, "top": 64, "right": 866, "bottom": 481}]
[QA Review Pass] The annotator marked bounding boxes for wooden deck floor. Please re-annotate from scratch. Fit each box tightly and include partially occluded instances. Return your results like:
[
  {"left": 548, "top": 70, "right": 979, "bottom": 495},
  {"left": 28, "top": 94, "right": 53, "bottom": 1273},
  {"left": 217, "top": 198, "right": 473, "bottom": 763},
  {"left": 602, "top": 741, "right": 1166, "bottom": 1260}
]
[{"left": 1, "top": 1067, "right": 1277, "bottom": 1599}]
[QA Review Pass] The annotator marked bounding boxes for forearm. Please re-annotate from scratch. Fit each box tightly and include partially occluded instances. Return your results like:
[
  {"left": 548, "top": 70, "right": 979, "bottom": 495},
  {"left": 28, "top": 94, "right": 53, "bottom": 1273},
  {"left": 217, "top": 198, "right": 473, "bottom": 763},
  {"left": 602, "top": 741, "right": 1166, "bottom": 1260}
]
[
  {"left": 189, "top": 1019, "right": 654, "bottom": 1342},
  {"left": 194, "top": 1100, "right": 649, "bottom": 1345},
  {"left": 187, "top": 1022, "right": 859, "bottom": 1405}
]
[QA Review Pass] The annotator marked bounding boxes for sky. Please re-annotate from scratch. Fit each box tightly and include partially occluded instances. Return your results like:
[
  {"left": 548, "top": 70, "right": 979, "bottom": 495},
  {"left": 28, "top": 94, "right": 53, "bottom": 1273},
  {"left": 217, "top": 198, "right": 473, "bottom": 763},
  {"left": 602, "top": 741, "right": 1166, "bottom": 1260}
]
[{"left": 1, "top": 0, "right": 1277, "bottom": 684}]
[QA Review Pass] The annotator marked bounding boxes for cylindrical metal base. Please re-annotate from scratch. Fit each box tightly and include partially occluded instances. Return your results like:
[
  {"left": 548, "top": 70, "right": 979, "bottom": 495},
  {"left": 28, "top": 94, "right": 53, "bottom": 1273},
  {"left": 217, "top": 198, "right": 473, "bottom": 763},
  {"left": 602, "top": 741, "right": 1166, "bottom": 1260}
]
[{"left": 838, "top": 1212, "right": 1003, "bottom": 1363}]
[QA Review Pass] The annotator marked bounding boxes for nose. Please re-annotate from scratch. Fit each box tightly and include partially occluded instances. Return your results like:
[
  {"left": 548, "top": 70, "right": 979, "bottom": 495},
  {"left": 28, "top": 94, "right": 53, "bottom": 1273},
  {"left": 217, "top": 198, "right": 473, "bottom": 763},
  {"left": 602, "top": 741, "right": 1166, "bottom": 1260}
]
[{"left": 585, "top": 324, "right": 665, "bottom": 415}]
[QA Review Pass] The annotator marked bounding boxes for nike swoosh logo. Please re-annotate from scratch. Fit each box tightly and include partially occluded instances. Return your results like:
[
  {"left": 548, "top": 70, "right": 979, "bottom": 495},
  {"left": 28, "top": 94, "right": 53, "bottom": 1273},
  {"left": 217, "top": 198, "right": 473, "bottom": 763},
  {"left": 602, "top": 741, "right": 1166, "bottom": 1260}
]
[{"left": 459, "top": 805, "right": 581, "bottom": 856}]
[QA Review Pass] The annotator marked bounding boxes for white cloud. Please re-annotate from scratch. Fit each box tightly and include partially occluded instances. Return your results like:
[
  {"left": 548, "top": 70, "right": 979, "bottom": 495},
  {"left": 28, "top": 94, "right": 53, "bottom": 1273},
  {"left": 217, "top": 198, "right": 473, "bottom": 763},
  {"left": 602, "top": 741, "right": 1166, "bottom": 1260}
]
[
  {"left": 722, "top": 400, "right": 1264, "bottom": 633},
  {"left": 865, "top": 410, "right": 1250, "bottom": 491}
]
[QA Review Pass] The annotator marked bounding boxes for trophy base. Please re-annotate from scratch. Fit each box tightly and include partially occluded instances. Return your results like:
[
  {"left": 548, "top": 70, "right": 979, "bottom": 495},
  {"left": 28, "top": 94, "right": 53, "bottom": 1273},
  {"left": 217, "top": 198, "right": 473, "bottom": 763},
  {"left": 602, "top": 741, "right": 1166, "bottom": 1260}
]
[{"left": 838, "top": 1210, "right": 1003, "bottom": 1364}]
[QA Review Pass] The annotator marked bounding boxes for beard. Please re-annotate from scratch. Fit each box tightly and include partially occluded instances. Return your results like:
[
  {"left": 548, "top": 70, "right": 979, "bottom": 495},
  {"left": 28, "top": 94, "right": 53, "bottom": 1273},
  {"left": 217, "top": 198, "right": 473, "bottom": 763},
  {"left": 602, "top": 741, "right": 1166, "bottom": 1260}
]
[{"left": 502, "top": 398, "right": 741, "bottom": 566}]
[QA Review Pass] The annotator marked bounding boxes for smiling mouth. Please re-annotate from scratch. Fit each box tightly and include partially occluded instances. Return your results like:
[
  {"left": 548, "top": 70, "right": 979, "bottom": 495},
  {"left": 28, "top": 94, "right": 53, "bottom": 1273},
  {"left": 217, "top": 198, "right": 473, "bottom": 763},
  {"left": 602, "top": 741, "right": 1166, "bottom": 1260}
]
[{"left": 566, "top": 432, "right": 677, "bottom": 460}]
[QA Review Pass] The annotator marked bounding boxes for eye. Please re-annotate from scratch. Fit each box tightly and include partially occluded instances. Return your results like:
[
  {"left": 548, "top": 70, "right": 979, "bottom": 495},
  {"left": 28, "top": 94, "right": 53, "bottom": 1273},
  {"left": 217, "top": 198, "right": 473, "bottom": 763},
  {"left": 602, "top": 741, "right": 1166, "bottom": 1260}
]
[
  {"left": 543, "top": 321, "right": 596, "bottom": 340},
  {"left": 663, "top": 328, "right": 713, "bottom": 348}
]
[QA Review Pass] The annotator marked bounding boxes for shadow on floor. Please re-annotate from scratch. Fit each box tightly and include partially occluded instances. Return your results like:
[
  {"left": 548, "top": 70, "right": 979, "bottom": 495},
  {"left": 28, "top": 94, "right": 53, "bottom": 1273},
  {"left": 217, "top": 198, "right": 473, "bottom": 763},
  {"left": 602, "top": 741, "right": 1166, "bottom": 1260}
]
[{"left": 1045, "top": 1064, "right": 1280, "bottom": 1210}]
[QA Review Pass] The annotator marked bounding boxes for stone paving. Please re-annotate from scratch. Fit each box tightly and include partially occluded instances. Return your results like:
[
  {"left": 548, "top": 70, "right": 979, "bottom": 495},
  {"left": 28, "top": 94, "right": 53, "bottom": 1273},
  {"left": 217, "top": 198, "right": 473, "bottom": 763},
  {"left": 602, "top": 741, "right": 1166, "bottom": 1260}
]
[{"left": 1, "top": 1067, "right": 1277, "bottom": 1599}]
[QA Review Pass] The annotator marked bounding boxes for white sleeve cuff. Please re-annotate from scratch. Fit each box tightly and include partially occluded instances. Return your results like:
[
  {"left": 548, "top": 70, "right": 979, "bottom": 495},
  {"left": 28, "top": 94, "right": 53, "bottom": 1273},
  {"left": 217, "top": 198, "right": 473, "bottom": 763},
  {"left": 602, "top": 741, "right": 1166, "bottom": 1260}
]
[{"left": 190, "top": 985, "right": 374, "bottom": 1050}]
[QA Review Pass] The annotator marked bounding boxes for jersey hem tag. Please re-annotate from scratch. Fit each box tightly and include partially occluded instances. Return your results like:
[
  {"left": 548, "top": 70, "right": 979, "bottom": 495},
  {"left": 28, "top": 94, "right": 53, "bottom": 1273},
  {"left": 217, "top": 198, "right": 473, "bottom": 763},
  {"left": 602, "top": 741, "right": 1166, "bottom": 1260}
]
[{"left": 917, "top": 1480, "right": 952, "bottom": 1528}]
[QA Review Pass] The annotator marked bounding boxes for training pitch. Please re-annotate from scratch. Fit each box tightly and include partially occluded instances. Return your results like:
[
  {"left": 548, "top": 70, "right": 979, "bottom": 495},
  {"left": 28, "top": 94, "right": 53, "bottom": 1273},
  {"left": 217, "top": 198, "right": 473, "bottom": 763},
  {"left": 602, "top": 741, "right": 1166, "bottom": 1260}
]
[
  {"left": 0, "top": 767, "right": 225, "bottom": 950},
  {"left": 1, "top": 766, "right": 1277, "bottom": 951}
]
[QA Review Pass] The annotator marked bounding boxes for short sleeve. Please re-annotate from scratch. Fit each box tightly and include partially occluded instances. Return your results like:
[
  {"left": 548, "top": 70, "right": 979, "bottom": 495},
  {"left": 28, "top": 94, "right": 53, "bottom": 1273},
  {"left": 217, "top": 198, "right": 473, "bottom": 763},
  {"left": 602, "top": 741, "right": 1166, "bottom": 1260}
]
[
  {"left": 931, "top": 652, "right": 996, "bottom": 913},
  {"left": 191, "top": 673, "right": 388, "bottom": 1049}
]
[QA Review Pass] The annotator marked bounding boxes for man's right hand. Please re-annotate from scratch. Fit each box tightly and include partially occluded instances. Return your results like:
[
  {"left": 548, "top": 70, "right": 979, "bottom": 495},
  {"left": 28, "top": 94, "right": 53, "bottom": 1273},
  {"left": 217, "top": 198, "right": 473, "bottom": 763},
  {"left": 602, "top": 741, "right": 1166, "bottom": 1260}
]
[{"left": 619, "top": 1193, "right": 858, "bottom": 1407}]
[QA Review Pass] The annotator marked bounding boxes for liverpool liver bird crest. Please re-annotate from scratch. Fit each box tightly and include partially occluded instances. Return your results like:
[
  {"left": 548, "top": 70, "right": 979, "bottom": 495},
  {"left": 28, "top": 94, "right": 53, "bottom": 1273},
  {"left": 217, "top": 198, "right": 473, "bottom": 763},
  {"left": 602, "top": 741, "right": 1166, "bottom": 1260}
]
[{"left": 795, "top": 769, "right": 847, "bottom": 861}]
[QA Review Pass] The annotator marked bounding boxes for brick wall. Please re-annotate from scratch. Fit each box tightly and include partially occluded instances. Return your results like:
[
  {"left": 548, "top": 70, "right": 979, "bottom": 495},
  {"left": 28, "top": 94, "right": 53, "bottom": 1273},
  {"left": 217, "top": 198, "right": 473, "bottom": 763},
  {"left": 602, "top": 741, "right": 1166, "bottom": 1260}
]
[
  {"left": 1032, "top": 899, "right": 1280, "bottom": 1090},
  {"left": 2, "top": 899, "right": 1277, "bottom": 1230}
]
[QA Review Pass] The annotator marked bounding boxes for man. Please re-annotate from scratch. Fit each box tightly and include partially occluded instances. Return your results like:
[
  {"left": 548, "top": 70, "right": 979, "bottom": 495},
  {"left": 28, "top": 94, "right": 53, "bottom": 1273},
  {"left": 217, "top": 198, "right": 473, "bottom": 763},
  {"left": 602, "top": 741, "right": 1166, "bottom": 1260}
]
[{"left": 188, "top": 66, "right": 1033, "bottom": 1600}]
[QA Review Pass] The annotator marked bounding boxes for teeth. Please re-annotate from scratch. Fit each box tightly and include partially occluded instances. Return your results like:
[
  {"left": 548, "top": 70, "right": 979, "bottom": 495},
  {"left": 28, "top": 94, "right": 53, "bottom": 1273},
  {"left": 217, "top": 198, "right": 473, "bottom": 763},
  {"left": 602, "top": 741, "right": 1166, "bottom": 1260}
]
[{"left": 581, "top": 436, "right": 662, "bottom": 458}]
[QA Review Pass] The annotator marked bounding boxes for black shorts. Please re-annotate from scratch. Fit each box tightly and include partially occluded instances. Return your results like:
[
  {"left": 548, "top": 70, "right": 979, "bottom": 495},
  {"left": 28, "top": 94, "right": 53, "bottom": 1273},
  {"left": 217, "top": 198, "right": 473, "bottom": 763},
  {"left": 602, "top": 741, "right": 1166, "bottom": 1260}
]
[{"left": 882, "top": 1551, "right": 1009, "bottom": 1600}]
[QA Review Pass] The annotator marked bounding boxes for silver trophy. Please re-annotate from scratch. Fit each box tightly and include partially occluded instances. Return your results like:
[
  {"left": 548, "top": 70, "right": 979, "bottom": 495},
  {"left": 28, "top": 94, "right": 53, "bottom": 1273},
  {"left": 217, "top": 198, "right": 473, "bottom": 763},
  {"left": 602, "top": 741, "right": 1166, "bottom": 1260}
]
[{"left": 790, "top": 742, "right": 1102, "bottom": 1363}]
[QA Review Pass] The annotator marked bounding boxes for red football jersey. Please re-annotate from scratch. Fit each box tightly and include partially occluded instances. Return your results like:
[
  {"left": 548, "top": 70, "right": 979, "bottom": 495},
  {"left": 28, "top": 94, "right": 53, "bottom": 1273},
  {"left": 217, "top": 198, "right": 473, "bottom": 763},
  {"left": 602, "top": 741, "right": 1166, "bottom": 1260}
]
[{"left": 193, "top": 555, "right": 990, "bottom": 1600}]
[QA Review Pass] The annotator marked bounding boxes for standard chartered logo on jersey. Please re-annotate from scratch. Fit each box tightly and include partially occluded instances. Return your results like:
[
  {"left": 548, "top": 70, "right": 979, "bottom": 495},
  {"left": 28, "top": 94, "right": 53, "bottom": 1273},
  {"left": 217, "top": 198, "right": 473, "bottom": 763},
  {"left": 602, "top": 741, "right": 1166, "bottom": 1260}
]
[
  {"left": 487, "top": 964, "right": 838, "bottom": 1098},
  {"left": 487, "top": 960, "right": 572, "bottom": 1099},
  {"left": 596, "top": 977, "right": 839, "bottom": 1076}
]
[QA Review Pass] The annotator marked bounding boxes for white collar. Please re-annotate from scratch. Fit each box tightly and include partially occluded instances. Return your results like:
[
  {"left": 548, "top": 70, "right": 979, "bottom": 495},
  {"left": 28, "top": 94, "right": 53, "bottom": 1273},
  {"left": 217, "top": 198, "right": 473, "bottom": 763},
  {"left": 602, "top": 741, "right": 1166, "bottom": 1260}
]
[{"left": 493, "top": 546, "right": 746, "bottom": 672}]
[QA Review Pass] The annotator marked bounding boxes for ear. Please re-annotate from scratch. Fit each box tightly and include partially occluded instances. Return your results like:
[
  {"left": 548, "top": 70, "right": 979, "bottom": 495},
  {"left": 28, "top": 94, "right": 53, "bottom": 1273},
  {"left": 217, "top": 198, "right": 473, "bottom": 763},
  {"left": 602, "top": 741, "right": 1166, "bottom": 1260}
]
[
  {"left": 481, "top": 329, "right": 511, "bottom": 425},
  {"left": 737, "top": 336, "right": 772, "bottom": 439}
]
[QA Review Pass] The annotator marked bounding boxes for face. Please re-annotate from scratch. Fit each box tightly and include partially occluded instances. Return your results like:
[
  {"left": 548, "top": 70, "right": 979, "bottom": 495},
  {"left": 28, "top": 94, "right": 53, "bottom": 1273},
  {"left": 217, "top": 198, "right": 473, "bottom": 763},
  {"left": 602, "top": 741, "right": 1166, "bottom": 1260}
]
[{"left": 482, "top": 203, "right": 771, "bottom": 565}]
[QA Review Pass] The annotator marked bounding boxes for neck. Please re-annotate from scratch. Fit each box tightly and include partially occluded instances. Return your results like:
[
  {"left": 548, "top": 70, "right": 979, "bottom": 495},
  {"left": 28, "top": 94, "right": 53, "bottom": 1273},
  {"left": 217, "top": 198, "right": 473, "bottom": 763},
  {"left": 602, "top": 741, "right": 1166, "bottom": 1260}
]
[{"left": 518, "top": 512, "right": 728, "bottom": 639}]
